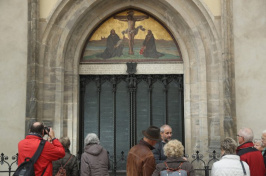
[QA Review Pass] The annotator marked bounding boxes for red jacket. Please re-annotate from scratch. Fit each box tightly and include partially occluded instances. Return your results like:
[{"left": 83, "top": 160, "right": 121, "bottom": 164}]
[
  {"left": 18, "top": 134, "right": 65, "bottom": 176},
  {"left": 236, "top": 142, "right": 266, "bottom": 176}
]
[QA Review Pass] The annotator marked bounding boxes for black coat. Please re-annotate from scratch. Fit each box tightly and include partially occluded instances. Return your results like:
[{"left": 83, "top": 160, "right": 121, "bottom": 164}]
[
  {"left": 142, "top": 33, "right": 164, "bottom": 58},
  {"left": 263, "top": 151, "right": 266, "bottom": 168},
  {"left": 52, "top": 149, "right": 78, "bottom": 176},
  {"left": 152, "top": 141, "right": 167, "bottom": 164},
  {"left": 100, "top": 34, "right": 123, "bottom": 59}
]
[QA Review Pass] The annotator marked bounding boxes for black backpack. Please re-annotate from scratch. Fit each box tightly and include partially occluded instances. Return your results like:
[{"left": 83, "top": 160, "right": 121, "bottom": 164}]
[{"left": 13, "top": 140, "right": 47, "bottom": 176}]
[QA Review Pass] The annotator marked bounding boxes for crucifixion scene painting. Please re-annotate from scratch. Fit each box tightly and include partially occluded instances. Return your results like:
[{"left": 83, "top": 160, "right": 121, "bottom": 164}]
[{"left": 81, "top": 10, "right": 182, "bottom": 63}]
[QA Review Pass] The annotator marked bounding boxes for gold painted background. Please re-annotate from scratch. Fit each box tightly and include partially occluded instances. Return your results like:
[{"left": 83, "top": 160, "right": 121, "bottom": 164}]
[{"left": 90, "top": 11, "right": 173, "bottom": 41}]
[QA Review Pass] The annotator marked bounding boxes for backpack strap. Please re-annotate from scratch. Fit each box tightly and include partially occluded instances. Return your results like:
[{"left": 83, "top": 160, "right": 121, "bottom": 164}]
[
  {"left": 164, "top": 162, "right": 184, "bottom": 171},
  {"left": 61, "top": 155, "right": 73, "bottom": 169},
  {"left": 164, "top": 161, "right": 169, "bottom": 170},
  {"left": 177, "top": 162, "right": 183, "bottom": 169},
  {"left": 164, "top": 162, "right": 189, "bottom": 176},
  {"left": 41, "top": 168, "right": 47, "bottom": 176},
  {"left": 31, "top": 140, "right": 46, "bottom": 163}
]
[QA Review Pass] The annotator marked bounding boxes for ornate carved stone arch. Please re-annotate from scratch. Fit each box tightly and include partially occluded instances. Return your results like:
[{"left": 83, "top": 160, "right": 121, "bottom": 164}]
[{"left": 27, "top": 0, "right": 235, "bottom": 155}]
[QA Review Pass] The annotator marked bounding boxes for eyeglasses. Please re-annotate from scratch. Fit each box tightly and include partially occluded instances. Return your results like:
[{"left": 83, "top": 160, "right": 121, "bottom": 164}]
[{"left": 237, "top": 135, "right": 243, "bottom": 138}]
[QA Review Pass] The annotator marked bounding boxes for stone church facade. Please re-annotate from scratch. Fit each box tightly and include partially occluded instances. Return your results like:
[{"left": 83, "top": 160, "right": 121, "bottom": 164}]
[
  {"left": 26, "top": 0, "right": 235, "bottom": 155},
  {"left": 1, "top": 0, "right": 266, "bottom": 172}
]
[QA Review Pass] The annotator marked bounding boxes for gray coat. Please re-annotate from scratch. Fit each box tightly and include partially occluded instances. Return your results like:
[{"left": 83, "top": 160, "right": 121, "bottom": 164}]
[
  {"left": 152, "top": 157, "right": 194, "bottom": 176},
  {"left": 80, "top": 144, "right": 110, "bottom": 176}
]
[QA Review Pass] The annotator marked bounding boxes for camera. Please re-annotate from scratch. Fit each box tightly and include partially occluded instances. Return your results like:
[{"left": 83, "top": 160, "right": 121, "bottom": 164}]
[{"left": 44, "top": 127, "right": 50, "bottom": 135}]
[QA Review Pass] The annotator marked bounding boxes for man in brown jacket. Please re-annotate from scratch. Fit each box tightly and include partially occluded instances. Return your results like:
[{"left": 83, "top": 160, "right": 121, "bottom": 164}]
[{"left": 127, "top": 126, "right": 161, "bottom": 176}]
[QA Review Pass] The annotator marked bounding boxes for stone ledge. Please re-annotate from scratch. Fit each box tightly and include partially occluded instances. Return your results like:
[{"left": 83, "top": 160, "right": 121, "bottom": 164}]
[{"left": 79, "top": 63, "right": 184, "bottom": 75}]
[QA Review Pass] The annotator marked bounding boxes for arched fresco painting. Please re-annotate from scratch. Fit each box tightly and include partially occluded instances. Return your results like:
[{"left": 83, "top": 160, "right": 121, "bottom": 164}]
[{"left": 81, "top": 10, "right": 182, "bottom": 63}]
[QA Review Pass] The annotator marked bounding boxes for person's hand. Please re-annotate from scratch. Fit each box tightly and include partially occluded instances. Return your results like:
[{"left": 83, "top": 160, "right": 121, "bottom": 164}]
[
  {"left": 48, "top": 128, "right": 55, "bottom": 139},
  {"left": 47, "top": 136, "right": 52, "bottom": 143}
]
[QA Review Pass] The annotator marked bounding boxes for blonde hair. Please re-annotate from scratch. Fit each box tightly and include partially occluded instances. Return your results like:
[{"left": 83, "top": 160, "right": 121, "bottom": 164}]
[
  {"left": 163, "top": 139, "right": 184, "bottom": 157},
  {"left": 221, "top": 137, "right": 237, "bottom": 155}
]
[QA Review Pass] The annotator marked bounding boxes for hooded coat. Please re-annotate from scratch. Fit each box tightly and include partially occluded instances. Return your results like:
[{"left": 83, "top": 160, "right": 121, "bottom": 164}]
[{"left": 80, "top": 144, "right": 110, "bottom": 176}]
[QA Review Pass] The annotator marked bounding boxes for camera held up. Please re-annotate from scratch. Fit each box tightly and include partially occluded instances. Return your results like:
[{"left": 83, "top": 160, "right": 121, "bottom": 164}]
[{"left": 44, "top": 127, "right": 50, "bottom": 135}]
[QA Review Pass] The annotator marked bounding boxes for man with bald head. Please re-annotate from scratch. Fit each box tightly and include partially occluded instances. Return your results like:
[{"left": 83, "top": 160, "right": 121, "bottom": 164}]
[
  {"left": 152, "top": 124, "right": 172, "bottom": 164},
  {"left": 18, "top": 122, "right": 65, "bottom": 176},
  {"left": 236, "top": 127, "right": 265, "bottom": 176}
]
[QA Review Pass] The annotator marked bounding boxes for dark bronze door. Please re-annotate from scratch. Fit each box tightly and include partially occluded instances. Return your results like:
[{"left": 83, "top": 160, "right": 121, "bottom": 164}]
[{"left": 79, "top": 74, "right": 184, "bottom": 175}]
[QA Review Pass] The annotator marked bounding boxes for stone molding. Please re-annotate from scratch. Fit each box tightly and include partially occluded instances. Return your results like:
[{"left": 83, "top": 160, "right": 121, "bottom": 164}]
[
  {"left": 79, "top": 63, "right": 184, "bottom": 75},
  {"left": 26, "top": 0, "right": 236, "bottom": 156}
]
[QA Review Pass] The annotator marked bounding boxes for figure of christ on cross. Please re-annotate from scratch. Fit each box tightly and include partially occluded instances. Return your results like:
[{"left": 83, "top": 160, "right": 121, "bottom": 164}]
[{"left": 114, "top": 10, "right": 149, "bottom": 55}]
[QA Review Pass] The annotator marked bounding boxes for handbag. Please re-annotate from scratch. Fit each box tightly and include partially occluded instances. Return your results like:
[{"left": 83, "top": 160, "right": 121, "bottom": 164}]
[{"left": 240, "top": 160, "right": 247, "bottom": 175}]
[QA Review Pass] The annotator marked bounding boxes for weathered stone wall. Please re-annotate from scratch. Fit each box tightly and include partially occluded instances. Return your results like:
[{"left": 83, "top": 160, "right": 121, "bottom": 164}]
[
  {"left": 1, "top": 0, "right": 265, "bottom": 172},
  {"left": 33, "top": 0, "right": 227, "bottom": 157},
  {"left": 0, "top": 0, "right": 27, "bottom": 174},
  {"left": 234, "top": 0, "right": 266, "bottom": 138}
]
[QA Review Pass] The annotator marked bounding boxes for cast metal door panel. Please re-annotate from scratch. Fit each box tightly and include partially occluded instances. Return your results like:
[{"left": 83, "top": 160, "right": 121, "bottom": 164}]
[
  {"left": 115, "top": 81, "right": 130, "bottom": 171},
  {"left": 152, "top": 81, "right": 165, "bottom": 127},
  {"left": 80, "top": 75, "right": 184, "bottom": 175},
  {"left": 168, "top": 81, "right": 183, "bottom": 140},
  {"left": 136, "top": 81, "right": 150, "bottom": 143}
]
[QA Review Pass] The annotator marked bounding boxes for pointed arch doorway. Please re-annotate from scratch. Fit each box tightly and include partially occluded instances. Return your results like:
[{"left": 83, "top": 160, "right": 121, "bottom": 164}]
[
  {"left": 79, "top": 73, "right": 184, "bottom": 174},
  {"left": 78, "top": 8, "right": 185, "bottom": 175},
  {"left": 36, "top": 1, "right": 229, "bottom": 174}
]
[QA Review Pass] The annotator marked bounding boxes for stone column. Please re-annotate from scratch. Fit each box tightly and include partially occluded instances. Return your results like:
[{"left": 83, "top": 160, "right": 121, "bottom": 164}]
[
  {"left": 25, "top": 0, "right": 39, "bottom": 133},
  {"left": 221, "top": 0, "right": 237, "bottom": 139}
]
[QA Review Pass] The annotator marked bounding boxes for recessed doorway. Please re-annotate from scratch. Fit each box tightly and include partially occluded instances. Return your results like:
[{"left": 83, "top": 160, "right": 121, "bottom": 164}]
[{"left": 79, "top": 74, "right": 184, "bottom": 175}]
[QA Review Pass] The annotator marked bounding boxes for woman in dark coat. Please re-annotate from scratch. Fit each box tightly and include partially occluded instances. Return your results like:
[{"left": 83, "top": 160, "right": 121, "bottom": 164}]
[
  {"left": 152, "top": 139, "right": 194, "bottom": 176},
  {"left": 52, "top": 137, "right": 78, "bottom": 176},
  {"left": 80, "top": 133, "right": 110, "bottom": 176},
  {"left": 142, "top": 30, "right": 164, "bottom": 58}
]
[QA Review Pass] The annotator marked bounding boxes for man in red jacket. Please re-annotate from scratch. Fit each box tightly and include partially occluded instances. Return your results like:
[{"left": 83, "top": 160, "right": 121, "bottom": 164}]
[
  {"left": 18, "top": 122, "right": 65, "bottom": 176},
  {"left": 236, "top": 127, "right": 266, "bottom": 176}
]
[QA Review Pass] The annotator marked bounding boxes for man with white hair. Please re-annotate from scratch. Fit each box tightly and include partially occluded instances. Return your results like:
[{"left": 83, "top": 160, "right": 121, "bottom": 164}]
[
  {"left": 261, "top": 130, "right": 266, "bottom": 167},
  {"left": 236, "top": 127, "right": 265, "bottom": 176}
]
